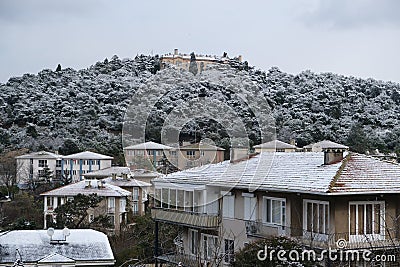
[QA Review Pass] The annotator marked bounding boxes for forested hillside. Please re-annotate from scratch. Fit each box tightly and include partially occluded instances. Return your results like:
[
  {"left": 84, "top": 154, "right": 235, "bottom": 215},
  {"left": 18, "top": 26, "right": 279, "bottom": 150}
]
[{"left": 1, "top": 54, "right": 399, "bottom": 163}]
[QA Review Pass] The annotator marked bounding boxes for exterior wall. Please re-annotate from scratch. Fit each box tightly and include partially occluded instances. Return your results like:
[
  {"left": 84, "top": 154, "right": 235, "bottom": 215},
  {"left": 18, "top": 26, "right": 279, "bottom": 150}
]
[
  {"left": 43, "top": 195, "right": 127, "bottom": 234},
  {"left": 62, "top": 159, "right": 112, "bottom": 182},
  {"left": 161, "top": 57, "right": 217, "bottom": 72},
  {"left": 124, "top": 148, "right": 167, "bottom": 169},
  {"left": 254, "top": 147, "right": 296, "bottom": 153},
  {"left": 16, "top": 157, "right": 61, "bottom": 186},
  {"left": 175, "top": 149, "right": 225, "bottom": 170}
]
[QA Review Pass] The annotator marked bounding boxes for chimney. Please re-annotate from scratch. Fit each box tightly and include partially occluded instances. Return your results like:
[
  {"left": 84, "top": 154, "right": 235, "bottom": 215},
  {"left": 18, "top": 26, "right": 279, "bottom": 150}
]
[
  {"left": 238, "top": 55, "right": 243, "bottom": 62},
  {"left": 174, "top": 48, "right": 178, "bottom": 55},
  {"left": 230, "top": 147, "right": 249, "bottom": 162},
  {"left": 324, "top": 148, "right": 345, "bottom": 165},
  {"left": 290, "top": 139, "right": 296, "bottom": 146},
  {"left": 122, "top": 173, "right": 128, "bottom": 180},
  {"left": 111, "top": 173, "right": 117, "bottom": 180}
]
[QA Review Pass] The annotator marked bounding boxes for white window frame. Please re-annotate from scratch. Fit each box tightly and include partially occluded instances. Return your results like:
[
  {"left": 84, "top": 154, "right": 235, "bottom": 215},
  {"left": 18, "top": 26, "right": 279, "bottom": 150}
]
[
  {"left": 132, "top": 202, "right": 139, "bottom": 215},
  {"left": 189, "top": 229, "right": 198, "bottom": 256},
  {"left": 348, "top": 201, "right": 385, "bottom": 242},
  {"left": 222, "top": 193, "right": 235, "bottom": 219},
  {"left": 243, "top": 193, "right": 257, "bottom": 221},
  {"left": 303, "top": 199, "right": 329, "bottom": 240},
  {"left": 108, "top": 197, "right": 115, "bottom": 213},
  {"left": 201, "top": 233, "right": 219, "bottom": 260},
  {"left": 263, "top": 197, "right": 286, "bottom": 226},
  {"left": 38, "top": 160, "right": 47, "bottom": 168}
]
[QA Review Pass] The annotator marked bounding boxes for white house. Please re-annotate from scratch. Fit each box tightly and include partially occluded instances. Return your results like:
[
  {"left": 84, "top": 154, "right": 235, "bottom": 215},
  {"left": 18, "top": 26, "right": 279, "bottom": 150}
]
[
  {"left": 0, "top": 228, "right": 115, "bottom": 267},
  {"left": 15, "top": 151, "right": 63, "bottom": 188},
  {"left": 62, "top": 151, "right": 113, "bottom": 182}
]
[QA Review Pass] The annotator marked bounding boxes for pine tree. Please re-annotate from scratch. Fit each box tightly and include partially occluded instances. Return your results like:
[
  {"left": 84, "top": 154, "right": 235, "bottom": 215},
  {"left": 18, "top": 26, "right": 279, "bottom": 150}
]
[
  {"left": 56, "top": 64, "right": 62, "bottom": 72},
  {"left": 189, "top": 52, "right": 198, "bottom": 75}
]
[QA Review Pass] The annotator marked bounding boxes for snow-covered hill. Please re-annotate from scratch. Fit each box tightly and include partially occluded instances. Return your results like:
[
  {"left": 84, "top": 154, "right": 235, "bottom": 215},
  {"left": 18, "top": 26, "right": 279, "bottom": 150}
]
[{"left": 1, "top": 54, "right": 399, "bottom": 163}]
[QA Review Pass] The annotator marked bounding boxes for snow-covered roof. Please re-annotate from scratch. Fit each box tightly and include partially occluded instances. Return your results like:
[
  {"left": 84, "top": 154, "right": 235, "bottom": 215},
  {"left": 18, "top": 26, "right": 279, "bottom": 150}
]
[
  {"left": 15, "top": 151, "right": 63, "bottom": 159},
  {"left": 177, "top": 143, "right": 225, "bottom": 151},
  {"left": 330, "top": 153, "right": 400, "bottom": 193},
  {"left": 154, "top": 152, "right": 400, "bottom": 195},
  {"left": 304, "top": 140, "right": 348, "bottom": 150},
  {"left": 83, "top": 167, "right": 131, "bottom": 178},
  {"left": 0, "top": 229, "right": 114, "bottom": 265},
  {"left": 254, "top": 140, "right": 297, "bottom": 149},
  {"left": 40, "top": 180, "right": 131, "bottom": 197},
  {"left": 124, "top": 141, "right": 173, "bottom": 150},
  {"left": 62, "top": 151, "right": 113, "bottom": 160},
  {"left": 103, "top": 177, "right": 151, "bottom": 188},
  {"left": 131, "top": 168, "right": 160, "bottom": 179}
]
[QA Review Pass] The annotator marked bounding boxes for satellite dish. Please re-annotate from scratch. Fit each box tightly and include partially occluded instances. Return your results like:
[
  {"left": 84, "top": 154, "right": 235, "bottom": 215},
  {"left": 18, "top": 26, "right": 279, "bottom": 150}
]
[
  {"left": 47, "top": 227, "right": 55, "bottom": 237},
  {"left": 62, "top": 227, "right": 70, "bottom": 237}
]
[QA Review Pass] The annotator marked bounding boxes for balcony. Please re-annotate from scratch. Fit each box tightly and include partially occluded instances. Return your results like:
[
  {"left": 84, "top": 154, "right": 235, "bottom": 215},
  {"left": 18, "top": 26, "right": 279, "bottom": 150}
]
[
  {"left": 245, "top": 221, "right": 400, "bottom": 251},
  {"left": 151, "top": 208, "right": 220, "bottom": 229}
]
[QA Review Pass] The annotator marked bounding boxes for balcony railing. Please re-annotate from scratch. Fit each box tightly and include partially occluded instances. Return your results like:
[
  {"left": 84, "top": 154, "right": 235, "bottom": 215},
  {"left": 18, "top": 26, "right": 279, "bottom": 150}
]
[
  {"left": 151, "top": 208, "right": 220, "bottom": 229},
  {"left": 244, "top": 221, "right": 400, "bottom": 251}
]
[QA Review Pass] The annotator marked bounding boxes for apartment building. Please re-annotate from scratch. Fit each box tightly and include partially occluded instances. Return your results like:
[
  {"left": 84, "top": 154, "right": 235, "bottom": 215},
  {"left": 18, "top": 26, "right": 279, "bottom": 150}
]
[
  {"left": 123, "top": 141, "right": 225, "bottom": 171},
  {"left": 62, "top": 151, "right": 113, "bottom": 181},
  {"left": 15, "top": 151, "right": 63, "bottom": 188},
  {"left": 16, "top": 150, "right": 114, "bottom": 186},
  {"left": 41, "top": 179, "right": 130, "bottom": 234},
  {"left": 83, "top": 166, "right": 152, "bottom": 216},
  {"left": 151, "top": 143, "right": 400, "bottom": 266}
]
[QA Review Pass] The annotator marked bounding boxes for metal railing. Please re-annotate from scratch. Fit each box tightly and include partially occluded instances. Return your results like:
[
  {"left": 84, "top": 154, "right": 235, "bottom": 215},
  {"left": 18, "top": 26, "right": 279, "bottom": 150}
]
[{"left": 244, "top": 220, "right": 400, "bottom": 251}]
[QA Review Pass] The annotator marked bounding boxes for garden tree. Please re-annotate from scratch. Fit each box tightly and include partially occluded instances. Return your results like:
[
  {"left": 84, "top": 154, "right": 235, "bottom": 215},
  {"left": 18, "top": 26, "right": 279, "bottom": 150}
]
[
  {"left": 58, "top": 139, "right": 81, "bottom": 155},
  {"left": 53, "top": 193, "right": 105, "bottom": 229},
  {"left": 234, "top": 236, "right": 319, "bottom": 267},
  {"left": 0, "top": 149, "right": 29, "bottom": 198},
  {"left": 109, "top": 214, "right": 179, "bottom": 266},
  {"left": 0, "top": 192, "right": 43, "bottom": 230},
  {"left": 189, "top": 52, "right": 198, "bottom": 75},
  {"left": 346, "top": 123, "right": 370, "bottom": 153},
  {"left": 156, "top": 154, "right": 179, "bottom": 174}
]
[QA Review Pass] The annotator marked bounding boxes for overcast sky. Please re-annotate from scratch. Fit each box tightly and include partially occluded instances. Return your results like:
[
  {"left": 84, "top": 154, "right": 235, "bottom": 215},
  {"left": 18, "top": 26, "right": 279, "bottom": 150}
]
[{"left": 1, "top": 0, "right": 400, "bottom": 83}]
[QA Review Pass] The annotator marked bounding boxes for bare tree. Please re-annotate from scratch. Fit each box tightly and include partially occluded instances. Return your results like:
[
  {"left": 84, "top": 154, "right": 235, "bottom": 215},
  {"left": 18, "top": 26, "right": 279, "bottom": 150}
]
[{"left": 0, "top": 149, "right": 29, "bottom": 198}]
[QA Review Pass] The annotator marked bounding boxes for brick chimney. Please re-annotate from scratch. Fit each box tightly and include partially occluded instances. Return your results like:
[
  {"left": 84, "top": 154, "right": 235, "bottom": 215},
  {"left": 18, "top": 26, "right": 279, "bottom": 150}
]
[{"left": 324, "top": 148, "right": 345, "bottom": 165}]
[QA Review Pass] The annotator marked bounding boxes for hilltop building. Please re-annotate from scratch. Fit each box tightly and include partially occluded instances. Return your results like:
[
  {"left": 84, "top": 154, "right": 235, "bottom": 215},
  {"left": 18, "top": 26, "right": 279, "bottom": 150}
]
[{"left": 161, "top": 49, "right": 243, "bottom": 73}]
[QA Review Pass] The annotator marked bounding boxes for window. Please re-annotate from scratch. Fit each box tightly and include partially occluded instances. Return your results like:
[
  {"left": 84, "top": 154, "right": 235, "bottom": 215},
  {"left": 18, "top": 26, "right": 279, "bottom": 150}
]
[
  {"left": 169, "top": 151, "right": 177, "bottom": 156},
  {"left": 200, "top": 150, "right": 205, "bottom": 156},
  {"left": 243, "top": 193, "right": 257, "bottom": 221},
  {"left": 97, "top": 160, "right": 100, "bottom": 165},
  {"left": 67, "top": 196, "right": 74, "bottom": 202},
  {"left": 147, "top": 150, "right": 154, "bottom": 156},
  {"left": 222, "top": 194, "right": 235, "bottom": 218},
  {"left": 38, "top": 169, "right": 46, "bottom": 177},
  {"left": 263, "top": 197, "right": 286, "bottom": 226},
  {"left": 303, "top": 199, "right": 329, "bottom": 234},
  {"left": 349, "top": 201, "right": 384, "bottom": 236},
  {"left": 56, "top": 160, "right": 62, "bottom": 167},
  {"left": 224, "top": 239, "right": 234, "bottom": 264},
  {"left": 132, "top": 202, "right": 139, "bottom": 215},
  {"left": 89, "top": 214, "right": 94, "bottom": 223},
  {"left": 108, "top": 215, "right": 115, "bottom": 226},
  {"left": 108, "top": 197, "right": 115, "bottom": 213},
  {"left": 120, "top": 198, "right": 126, "bottom": 212},
  {"left": 187, "top": 150, "right": 196, "bottom": 157},
  {"left": 133, "top": 188, "right": 139, "bottom": 201},
  {"left": 38, "top": 160, "right": 47, "bottom": 167},
  {"left": 201, "top": 234, "right": 218, "bottom": 260},
  {"left": 276, "top": 149, "right": 285, "bottom": 152},
  {"left": 46, "top": 197, "right": 54, "bottom": 209},
  {"left": 189, "top": 229, "right": 198, "bottom": 255}
]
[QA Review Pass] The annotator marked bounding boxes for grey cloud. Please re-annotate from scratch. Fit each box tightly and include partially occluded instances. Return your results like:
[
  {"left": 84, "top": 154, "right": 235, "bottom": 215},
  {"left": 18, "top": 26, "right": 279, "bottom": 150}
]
[{"left": 298, "top": 0, "right": 400, "bottom": 29}]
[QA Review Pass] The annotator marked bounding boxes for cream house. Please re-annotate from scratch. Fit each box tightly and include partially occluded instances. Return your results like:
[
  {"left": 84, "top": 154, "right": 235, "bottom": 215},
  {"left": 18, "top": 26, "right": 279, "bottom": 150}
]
[
  {"left": 151, "top": 142, "right": 400, "bottom": 266},
  {"left": 41, "top": 179, "right": 131, "bottom": 234},
  {"left": 253, "top": 139, "right": 297, "bottom": 153}
]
